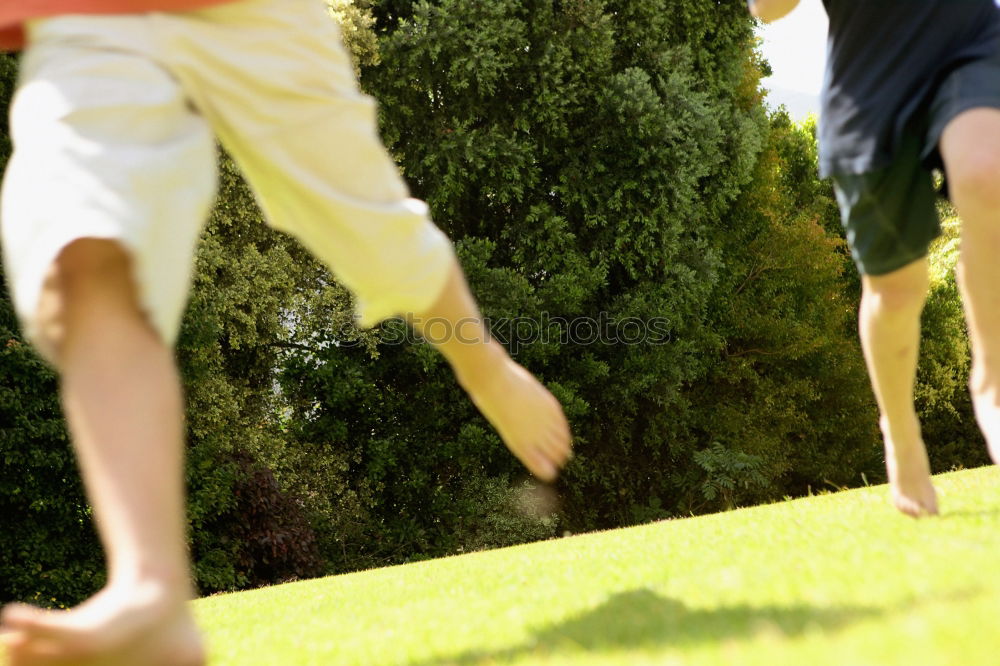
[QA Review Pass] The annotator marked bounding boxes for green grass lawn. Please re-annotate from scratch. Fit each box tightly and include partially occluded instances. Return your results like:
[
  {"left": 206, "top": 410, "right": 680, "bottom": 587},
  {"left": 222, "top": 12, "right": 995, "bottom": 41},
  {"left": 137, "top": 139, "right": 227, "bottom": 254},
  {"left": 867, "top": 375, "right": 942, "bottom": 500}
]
[{"left": 195, "top": 466, "right": 1000, "bottom": 665}]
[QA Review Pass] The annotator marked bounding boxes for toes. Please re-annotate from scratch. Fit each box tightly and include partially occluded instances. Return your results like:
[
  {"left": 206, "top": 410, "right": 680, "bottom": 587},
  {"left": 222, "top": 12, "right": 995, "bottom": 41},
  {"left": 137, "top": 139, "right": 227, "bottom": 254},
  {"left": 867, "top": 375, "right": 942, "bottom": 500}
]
[
  {"left": 7, "top": 637, "right": 66, "bottom": 664},
  {"left": 541, "top": 435, "right": 573, "bottom": 475},
  {"left": 1, "top": 604, "right": 47, "bottom": 629},
  {"left": 895, "top": 498, "right": 922, "bottom": 518},
  {"left": 527, "top": 450, "right": 558, "bottom": 482},
  {"left": 894, "top": 497, "right": 925, "bottom": 518},
  {"left": 0, "top": 606, "right": 77, "bottom": 643},
  {"left": 0, "top": 606, "right": 70, "bottom": 646},
  {"left": 3, "top": 629, "right": 74, "bottom": 666},
  {"left": 892, "top": 490, "right": 939, "bottom": 518},
  {"left": 0, "top": 627, "right": 26, "bottom": 649},
  {"left": 540, "top": 434, "right": 571, "bottom": 469},
  {"left": 919, "top": 484, "right": 940, "bottom": 516},
  {"left": 0, "top": 605, "right": 103, "bottom": 658},
  {"left": 521, "top": 428, "right": 570, "bottom": 481},
  {"left": 542, "top": 414, "right": 572, "bottom": 452}
]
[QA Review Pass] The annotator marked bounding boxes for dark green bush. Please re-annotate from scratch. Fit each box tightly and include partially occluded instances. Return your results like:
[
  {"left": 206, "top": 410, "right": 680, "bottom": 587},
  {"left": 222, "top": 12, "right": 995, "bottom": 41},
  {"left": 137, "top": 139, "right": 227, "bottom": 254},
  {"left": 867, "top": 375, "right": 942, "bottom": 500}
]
[
  {"left": 0, "top": 53, "right": 105, "bottom": 607},
  {"left": 0, "top": 288, "right": 106, "bottom": 607}
]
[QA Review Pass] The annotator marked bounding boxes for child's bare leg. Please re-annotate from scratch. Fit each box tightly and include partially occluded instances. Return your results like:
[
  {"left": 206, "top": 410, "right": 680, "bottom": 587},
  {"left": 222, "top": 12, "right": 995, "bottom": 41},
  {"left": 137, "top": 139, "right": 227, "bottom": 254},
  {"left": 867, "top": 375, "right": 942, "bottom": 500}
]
[
  {"left": 859, "top": 259, "right": 938, "bottom": 517},
  {"left": 940, "top": 108, "right": 1000, "bottom": 465},
  {"left": 409, "top": 259, "right": 572, "bottom": 480},
  {"left": 0, "top": 240, "right": 203, "bottom": 666}
]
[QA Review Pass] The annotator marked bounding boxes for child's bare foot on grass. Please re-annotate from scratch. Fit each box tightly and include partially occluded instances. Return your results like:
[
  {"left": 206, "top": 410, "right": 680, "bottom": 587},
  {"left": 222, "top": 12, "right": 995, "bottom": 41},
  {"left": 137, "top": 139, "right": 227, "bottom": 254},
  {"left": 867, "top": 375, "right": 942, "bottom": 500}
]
[
  {"left": 882, "top": 417, "right": 938, "bottom": 518},
  {"left": 458, "top": 349, "right": 572, "bottom": 481},
  {"left": 0, "top": 580, "right": 204, "bottom": 666}
]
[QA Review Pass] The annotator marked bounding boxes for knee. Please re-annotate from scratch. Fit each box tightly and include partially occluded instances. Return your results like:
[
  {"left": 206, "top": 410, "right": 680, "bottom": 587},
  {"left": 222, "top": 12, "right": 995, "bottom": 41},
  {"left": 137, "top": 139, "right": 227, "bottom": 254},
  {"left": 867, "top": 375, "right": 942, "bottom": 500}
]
[
  {"left": 55, "top": 239, "right": 132, "bottom": 288},
  {"left": 862, "top": 261, "right": 930, "bottom": 315},
  {"left": 942, "top": 108, "right": 1000, "bottom": 214},
  {"left": 948, "top": 149, "right": 1000, "bottom": 214},
  {"left": 33, "top": 239, "right": 135, "bottom": 361}
]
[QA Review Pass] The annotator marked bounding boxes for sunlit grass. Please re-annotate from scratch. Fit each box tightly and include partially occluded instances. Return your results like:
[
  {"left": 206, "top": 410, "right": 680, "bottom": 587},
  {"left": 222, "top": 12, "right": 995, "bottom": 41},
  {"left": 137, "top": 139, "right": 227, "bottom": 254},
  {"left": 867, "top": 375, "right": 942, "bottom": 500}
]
[{"left": 195, "top": 466, "right": 1000, "bottom": 665}]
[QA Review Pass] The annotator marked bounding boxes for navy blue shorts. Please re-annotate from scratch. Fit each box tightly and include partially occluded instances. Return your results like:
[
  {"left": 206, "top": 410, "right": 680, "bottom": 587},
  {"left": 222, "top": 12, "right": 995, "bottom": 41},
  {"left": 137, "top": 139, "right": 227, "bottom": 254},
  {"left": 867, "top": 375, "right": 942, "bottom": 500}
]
[{"left": 832, "top": 53, "right": 1000, "bottom": 276}]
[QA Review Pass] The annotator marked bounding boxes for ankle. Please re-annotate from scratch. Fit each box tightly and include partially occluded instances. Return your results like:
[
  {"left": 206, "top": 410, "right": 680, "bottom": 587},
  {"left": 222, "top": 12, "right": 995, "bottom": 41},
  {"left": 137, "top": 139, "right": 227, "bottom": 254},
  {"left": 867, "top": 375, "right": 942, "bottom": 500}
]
[
  {"left": 453, "top": 341, "right": 511, "bottom": 391},
  {"left": 879, "top": 415, "right": 922, "bottom": 448},
  {"left": 108, "top": 567, "right": 195, "bottom": 602}
]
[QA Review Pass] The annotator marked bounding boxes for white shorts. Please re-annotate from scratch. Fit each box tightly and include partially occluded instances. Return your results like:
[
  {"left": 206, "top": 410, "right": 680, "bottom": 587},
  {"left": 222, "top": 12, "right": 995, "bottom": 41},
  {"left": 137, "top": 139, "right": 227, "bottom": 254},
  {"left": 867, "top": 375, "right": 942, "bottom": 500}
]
[{"left": 1, "top": 0, "right": 454, "bottom": 350}]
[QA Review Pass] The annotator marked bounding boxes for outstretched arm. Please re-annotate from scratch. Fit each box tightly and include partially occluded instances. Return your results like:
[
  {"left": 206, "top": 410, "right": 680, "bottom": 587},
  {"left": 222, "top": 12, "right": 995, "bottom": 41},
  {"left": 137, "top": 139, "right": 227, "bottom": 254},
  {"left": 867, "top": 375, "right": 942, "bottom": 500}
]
[{"left": 748, "top": 0, "right": 800, "bottom": 23}]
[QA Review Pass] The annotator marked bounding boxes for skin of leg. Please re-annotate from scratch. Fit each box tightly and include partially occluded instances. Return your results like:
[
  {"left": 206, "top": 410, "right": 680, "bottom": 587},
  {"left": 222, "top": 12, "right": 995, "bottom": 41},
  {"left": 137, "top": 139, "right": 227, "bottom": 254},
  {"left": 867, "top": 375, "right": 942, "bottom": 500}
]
[
  {"left": 0, "top": 239, "right": 204, "bottom": 666},
  {"left": 407, "top": 257, "right": 572, "bottom": 481},
  {"left": 859, "top": 258, "right": 939, "bottom": 517},
  {"left": 940, "top": 107, "right": 1000, "bottom": 466}
]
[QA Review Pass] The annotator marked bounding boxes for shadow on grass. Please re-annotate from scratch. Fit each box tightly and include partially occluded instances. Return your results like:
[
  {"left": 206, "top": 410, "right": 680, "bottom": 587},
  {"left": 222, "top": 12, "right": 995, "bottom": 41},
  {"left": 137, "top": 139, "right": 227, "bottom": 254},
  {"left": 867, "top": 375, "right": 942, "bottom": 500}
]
[{"left": 412, "top": 588, "right": 880, "bottom": 665}]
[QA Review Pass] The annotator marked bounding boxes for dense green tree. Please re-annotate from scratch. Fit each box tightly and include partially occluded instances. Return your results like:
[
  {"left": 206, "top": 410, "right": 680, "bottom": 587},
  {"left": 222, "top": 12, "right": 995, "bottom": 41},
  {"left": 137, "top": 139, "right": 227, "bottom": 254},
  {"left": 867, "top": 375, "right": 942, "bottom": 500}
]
[
  {"left": 277, "top": 0, "right": 881, "bottom": 556},
  {"left": 686, "top": 110, "right": 881, "bottom": 511},
  {"left": 278, "top": 0, "right": 753, "bottom": 553}
]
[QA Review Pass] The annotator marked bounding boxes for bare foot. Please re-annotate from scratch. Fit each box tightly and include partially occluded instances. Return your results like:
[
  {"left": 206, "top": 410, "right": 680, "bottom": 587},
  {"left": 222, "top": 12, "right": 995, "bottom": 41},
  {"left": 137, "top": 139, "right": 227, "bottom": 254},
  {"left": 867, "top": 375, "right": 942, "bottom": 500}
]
[
  {"left": 0, "top": 580, "right": 204, "bottom": 666},
  {"left": 881, "top": 417, "right": 938, "bottom": 518},
  {"left": 458, "top": 350, "right": 572, "bottom": 481}
]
